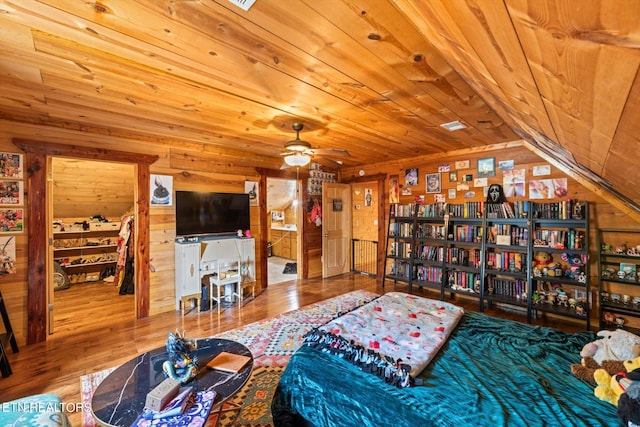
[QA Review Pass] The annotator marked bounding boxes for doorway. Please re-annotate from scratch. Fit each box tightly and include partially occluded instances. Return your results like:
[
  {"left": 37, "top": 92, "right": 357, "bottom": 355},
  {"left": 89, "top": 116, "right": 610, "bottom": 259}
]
[
  {"left": 16, "top": 138, "right": 157, "bottom": 344},
  {"left": 266, "top": 178, "right": 299, "bottom": 285},
  {"left": 50, "top": 157, "right": 136, "bottom": 334}
]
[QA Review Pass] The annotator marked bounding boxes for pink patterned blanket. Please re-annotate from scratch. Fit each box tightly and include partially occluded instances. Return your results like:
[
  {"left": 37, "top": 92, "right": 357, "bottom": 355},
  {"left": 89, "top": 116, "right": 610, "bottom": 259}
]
[{"left": 303, "top": 292, "right": 464, "bottom": 387}]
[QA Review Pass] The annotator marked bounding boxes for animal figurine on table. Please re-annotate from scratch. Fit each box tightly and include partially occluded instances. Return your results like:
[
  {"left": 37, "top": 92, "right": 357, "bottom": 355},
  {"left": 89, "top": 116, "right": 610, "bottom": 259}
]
[{"left": 163, "top": 330, "right": 199, "bottom": 384}]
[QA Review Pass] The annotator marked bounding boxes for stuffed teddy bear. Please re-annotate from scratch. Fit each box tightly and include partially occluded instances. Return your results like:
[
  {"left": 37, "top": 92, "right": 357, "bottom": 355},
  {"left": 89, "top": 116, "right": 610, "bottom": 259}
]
[
  {"left": 533, "top": 251, "right": 557, "bottom": 276},
  {"left": 594, "top": 356, "right": 640, "bottom": 406},
  {"left": 570, "top": 330, "right": 640, "bottom": 383},
  {"left": 571, "top": 356, "right": 629, "bottom": 383}
]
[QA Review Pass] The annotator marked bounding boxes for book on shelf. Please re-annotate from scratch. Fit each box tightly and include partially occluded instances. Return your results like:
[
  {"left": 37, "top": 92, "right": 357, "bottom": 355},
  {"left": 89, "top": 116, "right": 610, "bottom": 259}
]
[{"left": 206, "top": 351, "right": 251, "bottom": 373}]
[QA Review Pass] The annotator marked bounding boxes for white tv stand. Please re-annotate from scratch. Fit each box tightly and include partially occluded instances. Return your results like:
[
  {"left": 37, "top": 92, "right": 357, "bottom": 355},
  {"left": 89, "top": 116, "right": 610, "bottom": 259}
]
[{"left": 174, "top": 235, "right": 255, "bottom": 312}]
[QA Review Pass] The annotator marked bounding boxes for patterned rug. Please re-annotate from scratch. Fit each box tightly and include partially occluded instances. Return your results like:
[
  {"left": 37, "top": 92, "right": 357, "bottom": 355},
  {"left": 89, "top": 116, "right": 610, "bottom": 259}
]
[{"left": 80, "top": 289, "right": 379, "bottom": 427}]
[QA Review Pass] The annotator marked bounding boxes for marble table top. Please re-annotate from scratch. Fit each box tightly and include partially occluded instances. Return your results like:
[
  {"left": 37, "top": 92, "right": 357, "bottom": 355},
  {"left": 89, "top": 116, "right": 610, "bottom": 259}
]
[{"left": 91, "top": 337, "right": 253, "bottom": 426}]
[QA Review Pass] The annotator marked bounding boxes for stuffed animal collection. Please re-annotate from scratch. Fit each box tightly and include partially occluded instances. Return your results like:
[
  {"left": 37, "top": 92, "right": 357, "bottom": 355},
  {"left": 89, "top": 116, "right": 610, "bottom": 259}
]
[
  {"left": 576, "top": 331, "right": 640, "bottom": 426},
  {"left": 571, "top": 329, "right": 640, "bottom": 383}
]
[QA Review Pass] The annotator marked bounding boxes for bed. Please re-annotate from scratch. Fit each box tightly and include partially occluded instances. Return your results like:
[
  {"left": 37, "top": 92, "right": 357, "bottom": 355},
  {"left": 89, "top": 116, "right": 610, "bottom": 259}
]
[{"left": 272, "top": 292, "right": 619, "bottom": 427}]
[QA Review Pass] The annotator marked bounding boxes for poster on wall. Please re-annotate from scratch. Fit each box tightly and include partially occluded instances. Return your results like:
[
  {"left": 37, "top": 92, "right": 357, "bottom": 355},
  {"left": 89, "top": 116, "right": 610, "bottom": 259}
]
[
  {"left": 150, "top": 174, "right": 173, "bottom": 206},
  {"left": 405, "top": 168, "right": 418, "bottom": 186},
  {"left": 0, "top": 236, "right": 16, "bottom": 274},
  {"left": 0, "top": 209, "right": 23, "bottom": 233},
  {"left": 426, "top": 173, "right": 441, "bottom": 193},
  {"left": 389, "top": 175, "right": 399, "bottom": 204},
  {"left": 0, "top": 153, "right": 23, "bottom": 179},
  {"left": 0, "top": 180, "right": 23, "bottom": 205},
  {"left": 529, "top": 178, "right": 568, "bottom": 199},
  {"left": 245, "top": 181, "right": 259, "bottom": 206},
  {"left": 503, "top": 169, "right": 526, "bottom": 197}
]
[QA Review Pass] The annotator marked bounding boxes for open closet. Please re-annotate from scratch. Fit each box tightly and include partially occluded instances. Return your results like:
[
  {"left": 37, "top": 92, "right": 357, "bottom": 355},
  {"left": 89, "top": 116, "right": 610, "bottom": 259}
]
[{"left": 51, "top": 158, "right": 136, "bottom": 332}]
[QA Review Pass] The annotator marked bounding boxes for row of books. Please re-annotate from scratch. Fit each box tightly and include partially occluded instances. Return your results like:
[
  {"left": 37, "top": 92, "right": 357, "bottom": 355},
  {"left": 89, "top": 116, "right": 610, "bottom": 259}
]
[
  {"left": 445, "top": 271, "right": 481, "bottom": 291},
  {"left": 486, "top": 277, "right": 528, "bottom": 298},
  {"left": 416, "top": 224, "right": 445, "bottom": 240},
  {"left": 485, "top": 202, "right": 516, "bottom": 218},
  {"left": 388, "top": 222, "right": 413, "bottom": 238},
  {"left": 390, "top": 242, "right": 412, "bottom": 258},
  {"left": 392, "top": 200, "right": 586, "bottom": 220},
  {"left": 415, "top": 265, "right": 443, "bottom": 283},
  {"left": 416, "top": 203, "right": 447, "bottom": 218},
  {"left": 532, "top": 229, "right": 585, "bottom": 250},
  {"left": 388, "top": 260, "right": 411, "bottom": 278},
  {"left": 415, "top": 245, "right": 444, "bottom": 262},
  {"left": 447, "top": 202, "right": 484, "bottom": 218},
  {"left": 446, "top": 247, "right": 482, "bottom": 268},
  {"left": 532, "top": 200, "right": 584, "bottom": 219},
  {"left": 486, "top": 251, "right": 526, "bottom": 273},
  {"left": 487, "top": 225, "right": 529, "bottom": 246},
  {"left": 453, "top": 224, "right": 483, "bottom": 242}
]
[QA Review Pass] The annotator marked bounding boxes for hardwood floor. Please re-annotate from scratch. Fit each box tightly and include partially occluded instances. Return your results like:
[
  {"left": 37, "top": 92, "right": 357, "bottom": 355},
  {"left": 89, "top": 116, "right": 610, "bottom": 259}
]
[{"left": 0, "top": 275, "right": 584, "bottom": 426}]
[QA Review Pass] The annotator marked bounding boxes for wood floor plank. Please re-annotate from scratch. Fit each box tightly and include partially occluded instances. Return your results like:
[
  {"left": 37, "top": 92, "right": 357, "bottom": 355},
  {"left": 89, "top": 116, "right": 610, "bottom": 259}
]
[{"left": 0, "top": 275, "right": 583, "bottom": 426}]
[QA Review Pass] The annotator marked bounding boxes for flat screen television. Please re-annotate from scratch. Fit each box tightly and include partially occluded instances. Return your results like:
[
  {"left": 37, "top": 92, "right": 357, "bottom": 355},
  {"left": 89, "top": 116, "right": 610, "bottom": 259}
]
[{"left": 175, "top": 191, "right": 250, "bottom": 237}]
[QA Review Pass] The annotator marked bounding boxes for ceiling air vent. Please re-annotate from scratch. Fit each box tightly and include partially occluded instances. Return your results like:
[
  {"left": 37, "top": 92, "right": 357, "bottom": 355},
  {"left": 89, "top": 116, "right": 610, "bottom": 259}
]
[
  {"left": 440, "top": 121, "right": 467, "bottom": 131},
  {"left": 228, "top": 0, "right": 256, "bottom": 11}
]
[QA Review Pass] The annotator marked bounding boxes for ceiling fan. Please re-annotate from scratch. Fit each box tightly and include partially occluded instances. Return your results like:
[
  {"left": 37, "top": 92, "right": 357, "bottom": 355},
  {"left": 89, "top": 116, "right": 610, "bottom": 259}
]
[{"left": 280, "top": 123, "right": 350, "bottom": 168}]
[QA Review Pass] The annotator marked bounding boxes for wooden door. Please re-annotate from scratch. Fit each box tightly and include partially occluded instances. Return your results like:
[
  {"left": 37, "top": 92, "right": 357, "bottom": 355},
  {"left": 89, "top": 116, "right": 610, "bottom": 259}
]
[{"left": 322, "top": 182, "right": 352, "bottom": 278}]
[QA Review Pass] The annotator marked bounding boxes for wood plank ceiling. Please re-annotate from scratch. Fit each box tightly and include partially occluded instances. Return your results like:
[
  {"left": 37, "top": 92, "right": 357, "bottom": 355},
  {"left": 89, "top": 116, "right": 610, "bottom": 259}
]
[{"left": 1, "top": 1, "right": 639, "bottom": 209}]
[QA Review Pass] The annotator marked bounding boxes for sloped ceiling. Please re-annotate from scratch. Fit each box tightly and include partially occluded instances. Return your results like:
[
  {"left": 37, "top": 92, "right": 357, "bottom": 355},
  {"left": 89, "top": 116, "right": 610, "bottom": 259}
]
[{"left": 0, "top": 1, "right": 638, "bottom": 211}]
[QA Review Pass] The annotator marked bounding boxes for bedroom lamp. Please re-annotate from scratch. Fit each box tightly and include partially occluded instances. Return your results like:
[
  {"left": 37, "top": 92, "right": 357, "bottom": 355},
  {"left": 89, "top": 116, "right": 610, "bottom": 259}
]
[{"left": 284, "top": 153, "right": 311, "bottom": 167}]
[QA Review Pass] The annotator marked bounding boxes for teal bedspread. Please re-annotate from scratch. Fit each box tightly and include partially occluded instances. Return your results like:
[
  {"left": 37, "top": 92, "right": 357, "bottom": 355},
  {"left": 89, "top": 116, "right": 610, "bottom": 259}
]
[{"left": 272, "top": 311, "right": 619, "bottom": 427}]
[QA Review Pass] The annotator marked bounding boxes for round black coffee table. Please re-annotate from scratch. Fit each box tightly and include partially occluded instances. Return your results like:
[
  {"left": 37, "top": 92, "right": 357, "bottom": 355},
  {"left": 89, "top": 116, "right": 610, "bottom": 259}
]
[{"left": 91, "top": 338, "right": 253, "bottom": 427}]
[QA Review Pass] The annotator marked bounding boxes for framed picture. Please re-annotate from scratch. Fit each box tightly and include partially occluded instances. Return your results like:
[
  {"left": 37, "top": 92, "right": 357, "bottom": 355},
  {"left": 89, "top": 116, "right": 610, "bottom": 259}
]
[
  {"left": 150, "top": 174, "right": 173, "bottom": 206},
  {"left": 405, "top": 168, "right": 418, "bottom": 186},
  {"left": 426, "top": 173, "right": 441, "bottom": 194},
  {"left": 437, "top": 164, "right": 450, "bottom": 172},
  {"left": 455, "top": 160, "right": 470, "bottom": 170},
  {"left": 0, "top": 236, "right": 16, "bottom": 274},
  {"left": 0, "top": 153, "right": 23, "bottom": 179},
  {"left": 498, "top": 160, "right": 514, "bottom": 170},
  {"left": 0, "top": 208, "right": 23, "bottom": 233},
  {"left": 332, "top": 199, "right": 343, "bottom": 211},
  {"left": 448, "top": 171, "right": 458, "bottom": 182},
  {"left": 0, "top": 181, "right": 23, "bottom": 206},
  {"left": 448, "top": 188, "right": 457, "bottom": 199},
  {"left": 364, "top": 188, "right": 373, "bottom": 206},
  {"left": 533, "top": 164, "right": 551, "bottom": 176},
  {"left": 477, "top": 157, "right": 495, "bottom": 178},
  {"left": 245, "top": 181, "right": 259, "bottom": 206}
]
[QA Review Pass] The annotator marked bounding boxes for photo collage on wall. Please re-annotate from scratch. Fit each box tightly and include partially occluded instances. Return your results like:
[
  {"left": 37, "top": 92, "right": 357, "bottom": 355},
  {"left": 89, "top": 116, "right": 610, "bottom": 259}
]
[
  {"left": 396, "top": 158, "right": 567, "bottom": 206},
  {"left": 0, "top": 152, "right": 23, "bottom": 274}
]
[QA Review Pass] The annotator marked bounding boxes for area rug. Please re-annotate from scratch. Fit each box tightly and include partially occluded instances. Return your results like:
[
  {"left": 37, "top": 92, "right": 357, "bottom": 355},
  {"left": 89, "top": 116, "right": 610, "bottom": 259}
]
[
  {"left": 282, "top": 262, "right": 296, "bottom": 274},
  {"left": 80, "top": 289, "right": 379, "bottom": 427}
]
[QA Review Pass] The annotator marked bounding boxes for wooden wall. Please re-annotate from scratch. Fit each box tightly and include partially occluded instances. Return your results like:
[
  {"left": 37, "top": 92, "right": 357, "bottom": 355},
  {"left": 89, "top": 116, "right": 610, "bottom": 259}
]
[
  {"left": 51, "top": 158, "right": 135, "bottom": 220},
  {"left": 2, "top": 120, "right": 640, "bottom": 345},
  {"left": 0, "top": 120, "right": 266, "bottom": 345},
  {"left": 342, "top": 141, "right": 640, "bottom": 327}
]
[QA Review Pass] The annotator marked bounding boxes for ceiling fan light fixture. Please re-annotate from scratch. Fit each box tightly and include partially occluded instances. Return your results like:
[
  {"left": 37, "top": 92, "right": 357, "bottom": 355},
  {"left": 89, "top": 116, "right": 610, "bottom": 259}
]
[
  {"left": 284, "top": 140, "right": 312, "bottom": 152},
  {"left": 284, "top": 153, "right": 311, "bottom": 167}
]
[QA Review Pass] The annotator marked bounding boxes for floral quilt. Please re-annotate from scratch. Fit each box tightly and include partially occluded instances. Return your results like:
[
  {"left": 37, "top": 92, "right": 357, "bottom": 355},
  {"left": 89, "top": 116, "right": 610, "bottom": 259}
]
[{"left": 302, "top": 292, "right": 464, "bottom": 387}]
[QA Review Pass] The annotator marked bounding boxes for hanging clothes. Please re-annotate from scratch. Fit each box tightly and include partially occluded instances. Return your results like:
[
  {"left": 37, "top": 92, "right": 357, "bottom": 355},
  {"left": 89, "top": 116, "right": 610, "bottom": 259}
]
[{"left": 114, "top": 215, "right": 134, "bottom": 293}]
